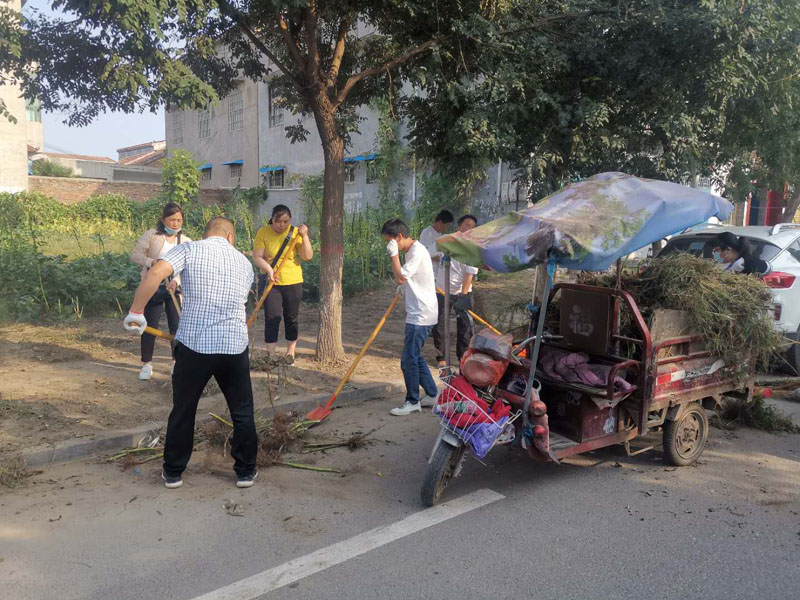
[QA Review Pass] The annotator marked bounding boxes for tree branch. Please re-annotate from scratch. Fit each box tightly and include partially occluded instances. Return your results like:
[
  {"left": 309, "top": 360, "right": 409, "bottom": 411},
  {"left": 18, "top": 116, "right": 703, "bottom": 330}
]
[
  {"left": 334, "top": 39, "right": 436, "bottom": 108},
  {"left": 499, "top": 10, "right": 613, "bottom": 37},
  {"left": 304, "top": 3, "right": 322, "bottom": 89},
  {"left": 327, "top": 14, "right": 351, "bottom": 90},
  {"left": 215, "top": 0, "right": 299, "bottom": 86},
  {"left": 276, "top": 12, "right": 307, "bottom": 75}
]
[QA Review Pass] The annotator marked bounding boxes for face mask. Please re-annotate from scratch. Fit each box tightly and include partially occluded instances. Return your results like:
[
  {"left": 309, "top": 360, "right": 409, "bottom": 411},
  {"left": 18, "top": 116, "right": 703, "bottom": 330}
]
[
  {"left": 712, "top": 251, "right": 722, "bottom": 262},
  {"left": 164, "top": 225, "right": 181, "bottom": 235}
]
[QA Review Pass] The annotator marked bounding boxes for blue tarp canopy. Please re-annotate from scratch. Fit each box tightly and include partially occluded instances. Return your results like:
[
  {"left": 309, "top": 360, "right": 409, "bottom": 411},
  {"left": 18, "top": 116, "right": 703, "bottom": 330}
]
[
  {"left": 197, "top": 163, "right": 212, "bottom": 170},
  {"left": 344, "top": 153, "right": 377, "bottom": 163},
  {"left": 222, "top": 159, "right": 243, "bottom": 165},
  {"left": 436, "top": 172, "right": 733, "bottom": 273},
  {"left": 259, "top": 165, "right": 284, "bottom": 173}
]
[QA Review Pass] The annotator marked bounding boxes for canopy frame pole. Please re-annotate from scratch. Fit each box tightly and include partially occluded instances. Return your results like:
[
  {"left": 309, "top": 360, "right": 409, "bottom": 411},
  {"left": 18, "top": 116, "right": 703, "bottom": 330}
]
[
  {"left": 443, "top": 254, "right": 452, "bottom": 367},
  {"left": 524, "top": 260, "right": 555, "bottom": 412}
]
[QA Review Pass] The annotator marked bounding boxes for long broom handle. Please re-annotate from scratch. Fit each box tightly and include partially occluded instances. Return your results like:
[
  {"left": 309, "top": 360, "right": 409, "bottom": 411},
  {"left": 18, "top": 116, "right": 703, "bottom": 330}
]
[
  {"left": 145, "top": 325, "right": 174, "bottom": 341},
  {"left": 435, "top": 287, "right": 501, "bottom": 335},
  {"left": 246, "top": 233, "right": 302, "bottom": 329},
  {"left": 322, "top": 293, "right": 401, "bottom": 409},
  {"left": 164, "top": 278, "right": 182, "bottom": 316}
]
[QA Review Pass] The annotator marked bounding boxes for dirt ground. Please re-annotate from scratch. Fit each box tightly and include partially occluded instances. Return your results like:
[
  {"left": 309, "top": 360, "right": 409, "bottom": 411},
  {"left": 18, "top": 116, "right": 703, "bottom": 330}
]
[{"left": 0, "top": 283, "right": 432, "bottom": 457}]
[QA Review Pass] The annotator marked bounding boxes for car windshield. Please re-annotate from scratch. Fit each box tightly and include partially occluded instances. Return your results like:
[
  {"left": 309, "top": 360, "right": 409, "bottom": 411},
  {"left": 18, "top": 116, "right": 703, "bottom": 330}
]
[{"left": 660, "top": 236, "right": 782, "bottom": 263}]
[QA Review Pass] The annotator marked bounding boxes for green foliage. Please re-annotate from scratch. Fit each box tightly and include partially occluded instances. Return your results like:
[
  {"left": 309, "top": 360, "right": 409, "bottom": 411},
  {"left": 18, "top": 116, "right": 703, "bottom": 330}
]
[
  {"left": 161, "top": 150, "right": 200, "bottom": 207},
  {"left": 0, "top": 189, "right": 264, "bottom": 322},
  {"left": 0, "top": 245, "right": 140, "bottom": 322},
  {"left": 31, "top": 159, "right": 74, "bottom": 178},
  {"left": 407, "top": 0, "right": 800, "bottom": 199}
]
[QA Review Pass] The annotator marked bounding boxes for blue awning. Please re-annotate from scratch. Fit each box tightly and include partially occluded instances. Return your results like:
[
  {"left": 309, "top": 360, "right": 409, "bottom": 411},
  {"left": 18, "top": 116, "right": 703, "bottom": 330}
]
[
  {"left": 259, "top": 165, "right": 284, "bottom": 173},
  {"left": 222, "top": 159, "right": 244, "bottom": 166},
  {"left": 197, "top": 163, "right": 212, "bottom": 170},
  {"left": 344, "top": 153, "right": 377, "bottom": 163}
]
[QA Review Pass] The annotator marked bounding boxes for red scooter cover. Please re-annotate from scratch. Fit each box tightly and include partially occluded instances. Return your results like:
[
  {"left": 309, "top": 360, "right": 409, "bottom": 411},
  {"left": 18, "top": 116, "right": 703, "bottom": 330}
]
[{"left": 460, "top": 348, "right": 508, "bottom": 388}]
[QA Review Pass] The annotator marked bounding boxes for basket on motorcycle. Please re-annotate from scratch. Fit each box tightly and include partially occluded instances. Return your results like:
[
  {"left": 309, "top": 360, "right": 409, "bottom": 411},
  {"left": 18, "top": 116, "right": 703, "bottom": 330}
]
[{"left": 434, "top": 373, "right": 521, "bottom": 458}]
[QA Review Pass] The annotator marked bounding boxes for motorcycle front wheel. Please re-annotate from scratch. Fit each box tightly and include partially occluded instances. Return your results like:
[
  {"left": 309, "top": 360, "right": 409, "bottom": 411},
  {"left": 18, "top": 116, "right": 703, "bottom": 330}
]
[{"left": 420, "top": 441, "right": 466, "bottom": 507}]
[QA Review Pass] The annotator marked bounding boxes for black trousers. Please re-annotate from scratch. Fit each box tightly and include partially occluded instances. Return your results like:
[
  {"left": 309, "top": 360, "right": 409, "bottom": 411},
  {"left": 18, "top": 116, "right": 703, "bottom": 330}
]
[
  {"left": 258, "top": 276, "right": 303, "bottom": 343},
  {"left": 432, "top": 292, "right": 474, "bottom": 363},
  {"left": 163, "top": 343, "right": 258, "bottom": 478},
  {"left": 141, "top": 286, "right": 180, "bottom": 362}
]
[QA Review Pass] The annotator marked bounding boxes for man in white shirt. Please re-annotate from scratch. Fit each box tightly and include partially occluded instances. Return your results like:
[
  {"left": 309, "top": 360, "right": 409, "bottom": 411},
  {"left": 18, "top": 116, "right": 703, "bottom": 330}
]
[
  {"left": 382, "top": 218, "right": 439, "bottom": 415},
  {"left": 123, "top": 217, "right": 258, "bottom": 490},
  {"left": 419, "top": 210, "right": 454, "bottom": 278},
  {"left": 433, "top": 215, "right": 480, "bottom": 367}
]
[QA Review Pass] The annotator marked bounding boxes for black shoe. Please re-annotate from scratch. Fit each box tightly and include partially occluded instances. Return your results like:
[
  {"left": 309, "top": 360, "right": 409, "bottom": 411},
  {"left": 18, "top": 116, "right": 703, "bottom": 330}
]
[
  {"left": 283, "top": 354, "right": 295, "bottom": 366},
  {"left": 161, "top": 471, "right": 183, "bottom": 489},
  {"left": 236, "top": 471, "right": 258, "bottom": 488}
]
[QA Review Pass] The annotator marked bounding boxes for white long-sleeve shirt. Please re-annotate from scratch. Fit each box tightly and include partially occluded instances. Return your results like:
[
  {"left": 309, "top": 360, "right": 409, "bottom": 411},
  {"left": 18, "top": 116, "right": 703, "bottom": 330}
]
[{"left": 419, "top": 225, "right": 443, "bottom": 277}]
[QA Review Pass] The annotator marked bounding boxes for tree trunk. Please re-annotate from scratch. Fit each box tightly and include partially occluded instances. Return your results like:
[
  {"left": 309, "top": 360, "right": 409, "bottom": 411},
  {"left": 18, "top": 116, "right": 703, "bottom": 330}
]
[{"left": 312, "top": 97, "right": 347, "bottom": 363}]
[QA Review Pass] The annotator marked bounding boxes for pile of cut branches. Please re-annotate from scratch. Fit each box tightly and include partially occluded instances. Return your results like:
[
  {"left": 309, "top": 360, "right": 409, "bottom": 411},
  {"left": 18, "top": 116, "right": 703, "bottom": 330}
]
[
  {"left": 109, "top": 412, "right": 369, "bottom": 474},
  {"left": 577, "top": 254, "right": 785, "bottom": 370}
]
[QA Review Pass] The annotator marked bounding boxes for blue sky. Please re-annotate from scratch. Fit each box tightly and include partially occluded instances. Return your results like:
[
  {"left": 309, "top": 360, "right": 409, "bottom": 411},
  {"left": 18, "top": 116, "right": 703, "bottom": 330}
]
[{"left": 24, "top": 1, "right": 165, "bottom": 159}]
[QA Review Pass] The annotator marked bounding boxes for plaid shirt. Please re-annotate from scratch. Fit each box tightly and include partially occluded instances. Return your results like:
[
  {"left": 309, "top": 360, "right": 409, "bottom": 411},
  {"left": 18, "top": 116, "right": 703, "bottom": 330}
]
[{"left": 162, "top": 237, "right": 255, "bottom": 355}]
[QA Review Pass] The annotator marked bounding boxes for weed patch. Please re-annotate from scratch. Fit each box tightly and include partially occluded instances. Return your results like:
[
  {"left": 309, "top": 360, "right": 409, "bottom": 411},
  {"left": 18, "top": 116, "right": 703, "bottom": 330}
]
[{"left": 717, "top": 395, "right": 800, "bottom": 434}]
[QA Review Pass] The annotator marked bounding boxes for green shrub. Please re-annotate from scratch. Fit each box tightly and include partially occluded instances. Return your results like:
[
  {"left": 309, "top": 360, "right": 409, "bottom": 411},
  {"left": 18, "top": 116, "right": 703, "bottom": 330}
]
[
  {"left": 31, "top": 159, "right": 74, "bottom": 178},
  {"left": 0, "top": 246, "right": 140, "bottom": 321}
]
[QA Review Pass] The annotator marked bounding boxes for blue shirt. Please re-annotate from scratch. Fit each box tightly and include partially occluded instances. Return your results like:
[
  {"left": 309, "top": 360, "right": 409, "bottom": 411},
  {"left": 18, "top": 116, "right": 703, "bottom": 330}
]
[{"left": 162, "top": 236, "right": 255, "bottom": 355}]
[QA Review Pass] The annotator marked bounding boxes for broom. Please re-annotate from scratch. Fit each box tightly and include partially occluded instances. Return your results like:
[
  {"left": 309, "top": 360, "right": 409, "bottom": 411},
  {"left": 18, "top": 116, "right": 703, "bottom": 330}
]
[{"left": 305, "top": 293, "right": 402, "bottom": 423}]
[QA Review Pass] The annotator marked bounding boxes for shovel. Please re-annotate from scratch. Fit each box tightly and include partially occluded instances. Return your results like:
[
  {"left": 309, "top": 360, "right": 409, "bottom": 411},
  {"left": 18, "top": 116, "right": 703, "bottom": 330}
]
[{"left": 306, "top": 293, "right": 402, "bottom": 423}]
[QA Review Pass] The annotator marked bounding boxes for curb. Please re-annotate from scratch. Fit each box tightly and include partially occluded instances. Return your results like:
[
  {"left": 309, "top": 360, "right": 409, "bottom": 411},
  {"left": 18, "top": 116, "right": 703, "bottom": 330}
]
[{"left": 19, "top": 380, "right": 405, "bottom": 468}]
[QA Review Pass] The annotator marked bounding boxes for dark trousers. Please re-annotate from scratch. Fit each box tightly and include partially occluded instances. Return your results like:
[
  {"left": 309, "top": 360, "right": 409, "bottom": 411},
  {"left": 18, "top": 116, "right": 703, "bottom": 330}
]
[
  {"left": 432, "top": 293, "right": 474, "bottom": 363},
  {"left": 141, "top": 286, "right": 180, "bottom": 362},
  {"left": 163, "top": 343, "right": 258, "bottom": 478},
  {"left": 401, "top": 323, "right": 438, "bottom": 404},
  {"left": 258, "top": 276, "right": 303, "bottom": 343}
]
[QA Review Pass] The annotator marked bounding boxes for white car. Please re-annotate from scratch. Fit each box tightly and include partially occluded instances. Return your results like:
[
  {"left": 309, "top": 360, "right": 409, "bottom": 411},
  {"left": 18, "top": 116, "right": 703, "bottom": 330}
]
[{"left": 658, "top": 223, "right": 800, "bottom": 372}]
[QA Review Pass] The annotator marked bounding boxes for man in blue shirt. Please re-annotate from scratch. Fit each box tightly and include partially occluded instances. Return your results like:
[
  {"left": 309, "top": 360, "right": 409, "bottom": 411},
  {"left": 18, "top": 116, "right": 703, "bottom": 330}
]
[{"left": 124, "top": 217, "right": 258, "bottom": 489}]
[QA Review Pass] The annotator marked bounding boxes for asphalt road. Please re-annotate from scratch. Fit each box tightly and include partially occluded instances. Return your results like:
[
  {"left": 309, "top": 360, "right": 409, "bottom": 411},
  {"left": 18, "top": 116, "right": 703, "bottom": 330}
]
[{"left": 2, "top": 398, "right": 799, "bottom": 600}]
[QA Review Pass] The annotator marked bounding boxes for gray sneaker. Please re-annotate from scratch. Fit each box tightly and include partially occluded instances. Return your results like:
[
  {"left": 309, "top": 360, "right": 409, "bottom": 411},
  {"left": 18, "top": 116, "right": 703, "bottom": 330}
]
[
  {"left": 419, "top": 390, "right": 439, "bottom": 408},
  {"left": 390, "top": 401, "right": 421, "bottom": 416}
]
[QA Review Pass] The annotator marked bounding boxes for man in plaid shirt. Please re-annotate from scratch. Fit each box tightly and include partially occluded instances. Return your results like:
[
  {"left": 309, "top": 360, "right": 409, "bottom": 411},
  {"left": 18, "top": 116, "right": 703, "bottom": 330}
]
[{"left": 124, "top": 217, "right": 258, "bottom": 489}]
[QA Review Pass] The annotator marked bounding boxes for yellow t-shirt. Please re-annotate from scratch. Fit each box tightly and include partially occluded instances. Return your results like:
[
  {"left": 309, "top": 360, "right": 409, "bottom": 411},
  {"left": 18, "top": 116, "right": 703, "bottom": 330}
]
[{"left": 253, "top": 226, "right": 303, "bottom": 285}]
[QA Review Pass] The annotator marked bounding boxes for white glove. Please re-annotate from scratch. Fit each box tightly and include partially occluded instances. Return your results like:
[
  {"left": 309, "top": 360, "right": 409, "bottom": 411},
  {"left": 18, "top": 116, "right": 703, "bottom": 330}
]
[
  {"left": 123, "top": 311, "right": 147, "bottom": 335},
  {"left": 386, "top": 239, "right": 399, "bottom": 257},
  {"left": 396, "top": 284, "right": 404, "bottom": 297}
]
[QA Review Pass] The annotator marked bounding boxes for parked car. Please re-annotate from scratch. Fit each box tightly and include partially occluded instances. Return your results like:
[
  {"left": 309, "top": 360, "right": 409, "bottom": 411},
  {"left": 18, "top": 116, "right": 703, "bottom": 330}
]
[{"left": 658, "top": 223, "right": 800, "bottom": 372}]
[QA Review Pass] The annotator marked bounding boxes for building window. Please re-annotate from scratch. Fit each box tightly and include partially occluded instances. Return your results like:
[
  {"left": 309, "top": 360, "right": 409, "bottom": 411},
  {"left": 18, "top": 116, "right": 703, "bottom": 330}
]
[
  {"left": 229, "top": 163, "right": 242, "bottom": 179},
  {"left": 25, "top": 98, "right": 41, "bottom": 123},
  {"left": 228, "top": 88, "right": 243, "bottom": 132},
  {"left": 201, "top": 168, "right": 212, "bottom": 182},
  {"left": 345, "top": 164, "right": 356, "bottom": 184},
  {"left": 172, "top": 112, "right": 184, "bottom": 144},
  {"left": 267, "top": 169, "right": 284, "bottom": 189},
  {"left": 198, "top": 108, "right": 211, "bottom": 139},
  {"left": 268, "top": 83, "right": 284, "bottom": 128},
  {"left": 366, "top": 160, "right": 379, "bottom": 184}
]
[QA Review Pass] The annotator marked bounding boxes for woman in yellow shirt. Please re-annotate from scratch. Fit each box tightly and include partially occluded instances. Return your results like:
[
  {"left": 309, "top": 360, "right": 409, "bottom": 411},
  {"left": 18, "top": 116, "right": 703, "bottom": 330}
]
[{"left": 253, "top": 204, "right": 313, "bottom": 364}]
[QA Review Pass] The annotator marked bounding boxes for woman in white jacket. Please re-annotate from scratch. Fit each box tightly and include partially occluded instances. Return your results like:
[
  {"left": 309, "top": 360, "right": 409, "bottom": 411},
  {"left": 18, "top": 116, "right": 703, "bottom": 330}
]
[{"left": 130, "top": 203, "right": 191, "bottom": 379}]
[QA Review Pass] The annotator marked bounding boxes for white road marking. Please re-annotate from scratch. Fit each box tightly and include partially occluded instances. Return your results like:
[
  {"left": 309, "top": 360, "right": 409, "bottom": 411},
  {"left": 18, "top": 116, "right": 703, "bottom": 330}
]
[{"left": 191, "top": 488, "right": 505, "bottom": 600}]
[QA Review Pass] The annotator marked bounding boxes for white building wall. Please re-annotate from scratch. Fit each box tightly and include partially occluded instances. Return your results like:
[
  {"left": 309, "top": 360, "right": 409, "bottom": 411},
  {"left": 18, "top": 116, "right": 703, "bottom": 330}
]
[
  {"left": 0, "top": 0, "right": 29, "bottom": 192},
  {"left": 165, "top": 78, "right": 260, "bottom": 190}
]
